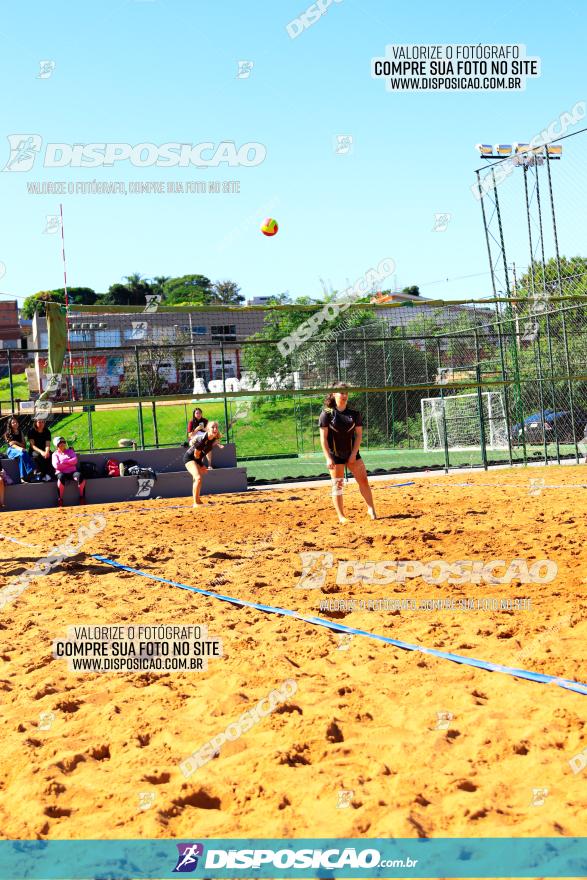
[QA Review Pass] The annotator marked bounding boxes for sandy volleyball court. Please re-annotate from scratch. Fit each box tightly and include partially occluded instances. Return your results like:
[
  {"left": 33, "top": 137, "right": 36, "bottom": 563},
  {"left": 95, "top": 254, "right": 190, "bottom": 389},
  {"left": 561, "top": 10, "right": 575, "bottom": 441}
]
[{"left": 0, "top": 465, "right": 585, "bottom": 849}]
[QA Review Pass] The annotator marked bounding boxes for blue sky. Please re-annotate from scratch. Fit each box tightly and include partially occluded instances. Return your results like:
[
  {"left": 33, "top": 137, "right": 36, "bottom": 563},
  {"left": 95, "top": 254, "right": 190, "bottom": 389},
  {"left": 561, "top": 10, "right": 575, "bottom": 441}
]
[{"left": 0, "top": 0, "right": 584, "bottom": 305}]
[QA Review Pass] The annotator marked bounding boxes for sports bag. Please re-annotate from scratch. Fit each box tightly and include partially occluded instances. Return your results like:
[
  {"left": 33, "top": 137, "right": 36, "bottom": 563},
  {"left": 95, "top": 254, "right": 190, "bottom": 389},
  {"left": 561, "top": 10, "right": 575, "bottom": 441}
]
[
  {"left": 79, "top": 461, "right": 99, "bottom": 480},
  {"left": 104, "top": 458, "right": 121, "bottom": 478},
  {"left": 127, "top": 465, "right": 157, "bottom": 481},
  {"left": 120, "top": 458, "right": 140, "bottom": 476}
]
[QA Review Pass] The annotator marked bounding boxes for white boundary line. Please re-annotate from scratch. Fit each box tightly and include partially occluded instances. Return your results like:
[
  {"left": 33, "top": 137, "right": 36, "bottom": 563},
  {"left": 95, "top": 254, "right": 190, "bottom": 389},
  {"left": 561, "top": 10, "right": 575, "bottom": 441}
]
[
  {"left": 0, "top": 533, "right": 39, "bottom": 548},
  {"left": 249, "top": 458, "right": 587, "bottom": 493}
]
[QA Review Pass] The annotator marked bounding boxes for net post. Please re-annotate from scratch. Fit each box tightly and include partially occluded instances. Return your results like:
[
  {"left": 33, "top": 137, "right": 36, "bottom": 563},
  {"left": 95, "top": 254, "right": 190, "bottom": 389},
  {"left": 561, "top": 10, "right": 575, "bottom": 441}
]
[
  {"left": 436, "top": 340, "right": 450, "bottom": 473},
  {"left": 152, "top": 399, "right": 159, "bottom": 448},
  {"left": 220, "top": 338, "right": 230, "bottom": 444},
  {"left": 7, "top": 349, "right": 14, "bottom": 413},
  {"left": 363, "top": 327, "right": 369, "bottom": 450},
  {"left": 496, "top": 316, "right": 514, "bottom": 466},
  {"left": 533, "top": 325, "right": 549, "bottom": 464},
  {"left": 134, "top": 345, "right": 145, "bottom": 449},
  {"left": 558, "top": 300, "right": 579, "bottom": 464},
  {"left": 474, "top": 331, "right": 488, "bottom": 471}
]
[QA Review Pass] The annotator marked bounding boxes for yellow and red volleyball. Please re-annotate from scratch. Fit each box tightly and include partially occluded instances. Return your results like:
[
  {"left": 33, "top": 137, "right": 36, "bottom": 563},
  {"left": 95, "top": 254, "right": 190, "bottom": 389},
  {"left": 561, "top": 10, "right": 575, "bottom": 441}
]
[{"left": 261, "top": 217, "right": 278, "bottom": 237}]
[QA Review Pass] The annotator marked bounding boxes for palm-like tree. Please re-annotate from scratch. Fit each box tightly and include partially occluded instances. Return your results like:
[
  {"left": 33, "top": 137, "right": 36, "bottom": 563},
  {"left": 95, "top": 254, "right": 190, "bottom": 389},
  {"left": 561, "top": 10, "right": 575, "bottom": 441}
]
[
  {"left": 124, "top": 273, "right": 145, "bottom": 294},
  {"left": 153, "top": 275, "right": 171, "bottom": 294},
  {"left": 212, "top": 279, "right": 244, "bottom": 305}
]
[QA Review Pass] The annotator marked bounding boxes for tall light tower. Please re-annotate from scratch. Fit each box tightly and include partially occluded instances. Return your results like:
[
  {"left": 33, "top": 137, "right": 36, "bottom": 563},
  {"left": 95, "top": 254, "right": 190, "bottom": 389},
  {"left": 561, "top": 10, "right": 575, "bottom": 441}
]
[{"left": 474, "top": 140, "right": 563, "bottom": 302}]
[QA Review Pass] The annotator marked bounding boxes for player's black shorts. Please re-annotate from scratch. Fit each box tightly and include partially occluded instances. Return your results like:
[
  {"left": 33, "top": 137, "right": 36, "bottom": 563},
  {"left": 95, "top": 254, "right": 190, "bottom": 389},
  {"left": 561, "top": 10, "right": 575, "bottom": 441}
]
[
  {"left": 183, "top": 450, "right": 209, "bottom": 469},
  {"left": 331, "top": 451, "right": 362, "bottom": 465}
]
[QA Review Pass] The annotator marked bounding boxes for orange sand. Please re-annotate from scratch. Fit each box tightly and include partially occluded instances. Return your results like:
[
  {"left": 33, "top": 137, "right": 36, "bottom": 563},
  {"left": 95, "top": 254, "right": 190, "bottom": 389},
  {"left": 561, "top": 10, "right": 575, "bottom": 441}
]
[{"left": 0, "top": 466, "right": 585, "bottom": 854}]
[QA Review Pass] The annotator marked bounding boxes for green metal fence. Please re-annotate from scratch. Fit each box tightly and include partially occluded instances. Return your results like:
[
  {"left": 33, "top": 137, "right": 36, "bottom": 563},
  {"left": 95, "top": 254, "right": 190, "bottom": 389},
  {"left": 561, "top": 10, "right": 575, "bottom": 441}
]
[{"left": 2, "top": 296, "right": 586, "bottom": 483}]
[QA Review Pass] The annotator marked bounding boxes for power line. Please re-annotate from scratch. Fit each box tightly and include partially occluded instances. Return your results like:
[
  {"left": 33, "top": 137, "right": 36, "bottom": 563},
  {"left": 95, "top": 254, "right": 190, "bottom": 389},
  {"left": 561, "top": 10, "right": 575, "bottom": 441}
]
[
  {"left": 0, "top": 292, "right": 27, "bottom": 303},
  {"left": 418, "top": 271, "right": 493, "bottom": 288},
  {"left": 416, "top": 266, "right": 530, "bottom": 290}
]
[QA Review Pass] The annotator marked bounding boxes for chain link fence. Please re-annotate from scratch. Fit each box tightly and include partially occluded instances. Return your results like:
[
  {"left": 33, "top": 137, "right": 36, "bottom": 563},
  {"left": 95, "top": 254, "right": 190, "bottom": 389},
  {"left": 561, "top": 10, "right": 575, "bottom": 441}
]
[{"left": 1, "top": 296, "right": 586, "bottom": 483}]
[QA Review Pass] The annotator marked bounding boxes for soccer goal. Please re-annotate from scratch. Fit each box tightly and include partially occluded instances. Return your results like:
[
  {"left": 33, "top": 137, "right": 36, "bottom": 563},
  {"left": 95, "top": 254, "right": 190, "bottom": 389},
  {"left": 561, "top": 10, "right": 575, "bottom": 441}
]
[{"left": 421, "top": 391, "right": 509, "bottom": 451}]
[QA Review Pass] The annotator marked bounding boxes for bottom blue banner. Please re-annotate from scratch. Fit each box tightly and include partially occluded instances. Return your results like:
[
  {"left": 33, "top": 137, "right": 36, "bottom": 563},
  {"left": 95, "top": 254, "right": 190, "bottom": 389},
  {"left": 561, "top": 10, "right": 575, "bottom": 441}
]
[{"left": 0, "top": 838, "right": 586, "bottom": 878}]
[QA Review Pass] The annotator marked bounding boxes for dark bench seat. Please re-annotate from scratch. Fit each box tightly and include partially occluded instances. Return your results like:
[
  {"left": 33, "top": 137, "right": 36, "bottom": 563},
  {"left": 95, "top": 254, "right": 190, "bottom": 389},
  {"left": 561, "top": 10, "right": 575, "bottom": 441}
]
[{"left": 0, "top": 444, "right": 248, "bottom": 510}]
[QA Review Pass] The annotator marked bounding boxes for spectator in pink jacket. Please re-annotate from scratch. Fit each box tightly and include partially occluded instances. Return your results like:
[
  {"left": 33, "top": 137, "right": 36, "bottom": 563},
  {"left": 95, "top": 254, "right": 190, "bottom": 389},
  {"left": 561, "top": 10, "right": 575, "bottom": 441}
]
[{"left": 51, "top": 437, "right": 86, "bottom": 507}]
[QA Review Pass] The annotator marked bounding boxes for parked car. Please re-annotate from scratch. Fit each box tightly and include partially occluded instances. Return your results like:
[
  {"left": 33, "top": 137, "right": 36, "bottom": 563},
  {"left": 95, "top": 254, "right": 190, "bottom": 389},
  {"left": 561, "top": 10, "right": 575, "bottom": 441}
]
[{"left": 512, "top": 408, "right": 587, "bottom": 444}]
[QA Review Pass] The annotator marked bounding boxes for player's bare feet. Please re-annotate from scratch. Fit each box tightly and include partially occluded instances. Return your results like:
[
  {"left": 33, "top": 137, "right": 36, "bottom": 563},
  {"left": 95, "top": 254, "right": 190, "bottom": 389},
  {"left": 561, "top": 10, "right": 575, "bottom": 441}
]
[
  {"left": 367, "top": 507, "right": 377, "bottom": 520},
  {"left": 193, "top": 501, "right": 204, "bottom": 507},
  {"left": 338, "top": 516, "right": 349, "bottom": 524}
]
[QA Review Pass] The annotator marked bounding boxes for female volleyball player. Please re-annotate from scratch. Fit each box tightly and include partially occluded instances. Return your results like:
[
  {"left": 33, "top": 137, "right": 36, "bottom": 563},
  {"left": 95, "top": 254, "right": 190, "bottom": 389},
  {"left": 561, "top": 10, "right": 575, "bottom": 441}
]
[
  {"left": 183, "top": 421, "right": 224, "bottom": 507},
  {"left": 319, "top": 383, "right": 376, "bottom": 523}
]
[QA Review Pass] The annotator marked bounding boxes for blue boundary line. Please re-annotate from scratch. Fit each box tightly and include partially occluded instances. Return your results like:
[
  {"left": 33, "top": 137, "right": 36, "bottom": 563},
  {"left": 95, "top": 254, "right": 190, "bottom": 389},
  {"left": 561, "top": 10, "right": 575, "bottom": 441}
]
[{"left": 90, "top": 554, "right": 587, "bottom": 696}]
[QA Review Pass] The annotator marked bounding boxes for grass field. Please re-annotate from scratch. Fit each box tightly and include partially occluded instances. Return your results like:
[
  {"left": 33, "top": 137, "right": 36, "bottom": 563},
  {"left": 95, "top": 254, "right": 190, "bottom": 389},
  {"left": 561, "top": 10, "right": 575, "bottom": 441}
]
[
  {"left": 48, "top": 396, "right": 308, "bottom": 458},
  {"left": 0, "top": 372, "right": 28, "bottom": 407}
]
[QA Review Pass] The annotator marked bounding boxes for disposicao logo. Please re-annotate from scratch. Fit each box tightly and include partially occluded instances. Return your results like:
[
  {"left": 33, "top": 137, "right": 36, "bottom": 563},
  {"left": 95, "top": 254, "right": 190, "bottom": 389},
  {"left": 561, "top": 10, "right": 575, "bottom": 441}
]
[{"left": 173, "top": 843, "right": 204, "bottom": 873}]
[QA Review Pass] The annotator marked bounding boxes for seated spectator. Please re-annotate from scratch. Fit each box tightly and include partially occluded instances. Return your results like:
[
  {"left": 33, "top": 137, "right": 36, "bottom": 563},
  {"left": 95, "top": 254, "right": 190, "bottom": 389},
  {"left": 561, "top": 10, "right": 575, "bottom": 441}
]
[
  {"left": 51, "top": 436, "right": 86, "bottom": 507},
  {"left": 0, "top": 466, "right": 7, "bottom": 508},
  {"left": 3, "top": 415, "right": 37, "bottom": 483},
  {"left": 187, "top": 407, "right": 208, "bottom": 437},
  {"left": 28, "top": 418, "right": 54, "bottom": 481}
]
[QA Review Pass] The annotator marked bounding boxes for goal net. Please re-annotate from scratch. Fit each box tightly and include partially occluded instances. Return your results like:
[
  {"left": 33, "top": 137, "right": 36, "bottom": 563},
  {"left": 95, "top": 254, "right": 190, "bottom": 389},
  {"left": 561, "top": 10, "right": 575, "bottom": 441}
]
[{"left": 421, "top": 392, "right": 508, "bottom": 451}]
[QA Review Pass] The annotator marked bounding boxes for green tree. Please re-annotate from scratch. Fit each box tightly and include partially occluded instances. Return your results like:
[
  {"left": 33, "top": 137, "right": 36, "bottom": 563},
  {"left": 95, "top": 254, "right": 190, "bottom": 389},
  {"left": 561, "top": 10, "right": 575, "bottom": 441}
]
[
  {"left": 402, "top": 285, "right": 420, "bottom": 297},
  {"left": 516, "top": 256, "right": 587, "bottom": 303},
  {"left": 335, "top": 318, "right": 434, "bottom": 446},
  {"left": 241, "top": 297, "right": 320, "bottom": 387},
  {"left": 242, "top": 295, "right": 377, "bottom": 388},
  {"left": 162, "top": 274, "right": 214, "bottom": 306},
  {"left": 21, "top": 287, "right": 97, "bottom": 318},
  {"left": 152, "top": 275, "right": 171, "bottom": 295},
  {"left": 68, "top": 287, "right": 98, "bottom": 306},
  {"left": 102, "top": 273, "right": 152, "bottom": 306},
  {"left": 211, "top": 279, "right": 244, "bottom": 305}
]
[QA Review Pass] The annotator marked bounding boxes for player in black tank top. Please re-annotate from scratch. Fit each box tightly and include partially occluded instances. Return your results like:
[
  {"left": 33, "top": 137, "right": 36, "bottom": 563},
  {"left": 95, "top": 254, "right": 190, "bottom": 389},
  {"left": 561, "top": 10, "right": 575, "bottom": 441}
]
[
  {"left": 183, "top": 421, "right": 224, "bottom": 507},
  {"left": 318, "top": 385, "right": 376, "bottom": 523}
]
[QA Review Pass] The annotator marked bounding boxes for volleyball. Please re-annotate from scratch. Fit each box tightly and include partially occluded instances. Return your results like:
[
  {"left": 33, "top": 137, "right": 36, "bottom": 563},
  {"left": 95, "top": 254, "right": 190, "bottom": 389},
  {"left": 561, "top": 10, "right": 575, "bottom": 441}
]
[{"left": 261, "top": 217, "right": 278, "bottom": 236}]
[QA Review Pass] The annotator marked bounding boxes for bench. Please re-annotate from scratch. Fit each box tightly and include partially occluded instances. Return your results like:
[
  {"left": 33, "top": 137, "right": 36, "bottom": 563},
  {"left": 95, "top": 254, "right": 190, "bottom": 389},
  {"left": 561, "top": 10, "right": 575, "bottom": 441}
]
[{"left": 0, "top": 444, "right": 248, "bottom": 510}]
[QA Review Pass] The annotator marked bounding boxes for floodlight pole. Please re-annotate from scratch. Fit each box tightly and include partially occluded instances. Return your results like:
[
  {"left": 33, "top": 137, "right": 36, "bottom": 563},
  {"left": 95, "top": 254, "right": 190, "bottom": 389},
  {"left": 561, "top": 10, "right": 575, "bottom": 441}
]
[
  {"left": 522, "top": 166, "right": 537, "bottom": 299},
  {"left": 476, "top": 170, "right": 499, "bottom": 304},
  {"left": 544, "top": 150, "right": 564, "bottom": 296},
  {"left": 491, "top": 168, "right": 511, "bottom": 297},
  {"left": 534, "top": 162, "right": 549, "bottom": 294},
  {"left": 533, "top": 166, "right": 562, "bottom": 462},
  {"left": 545, "top": 151, "right": 579, "bottom": 460}
]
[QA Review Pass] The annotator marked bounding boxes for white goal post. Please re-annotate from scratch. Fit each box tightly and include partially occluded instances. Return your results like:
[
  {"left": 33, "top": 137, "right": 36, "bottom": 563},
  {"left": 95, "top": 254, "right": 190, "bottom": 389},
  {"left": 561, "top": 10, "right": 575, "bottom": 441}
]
[{"left": 421, "top": 391, "right": 509, "bottom": 451}]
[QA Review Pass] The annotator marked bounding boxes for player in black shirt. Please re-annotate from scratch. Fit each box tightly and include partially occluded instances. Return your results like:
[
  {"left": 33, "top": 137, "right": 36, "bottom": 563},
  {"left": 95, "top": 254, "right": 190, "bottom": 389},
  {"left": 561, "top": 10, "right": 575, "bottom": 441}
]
[
  {"left": 319, "top": 384, "right": 376, "bottom": 523},
  {"left": 28, "top": 418, "right": 54, "bottom": 481},
  {"left": 183, "top": 421, "right": 224, "bottom": 506}
]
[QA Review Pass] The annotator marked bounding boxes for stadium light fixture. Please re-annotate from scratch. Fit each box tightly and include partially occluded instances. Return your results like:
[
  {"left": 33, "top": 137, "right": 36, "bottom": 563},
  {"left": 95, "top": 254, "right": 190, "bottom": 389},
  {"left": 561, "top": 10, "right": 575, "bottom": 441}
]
[{"left": 476, "top": 143, "right": 562, "bottom": 162}]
